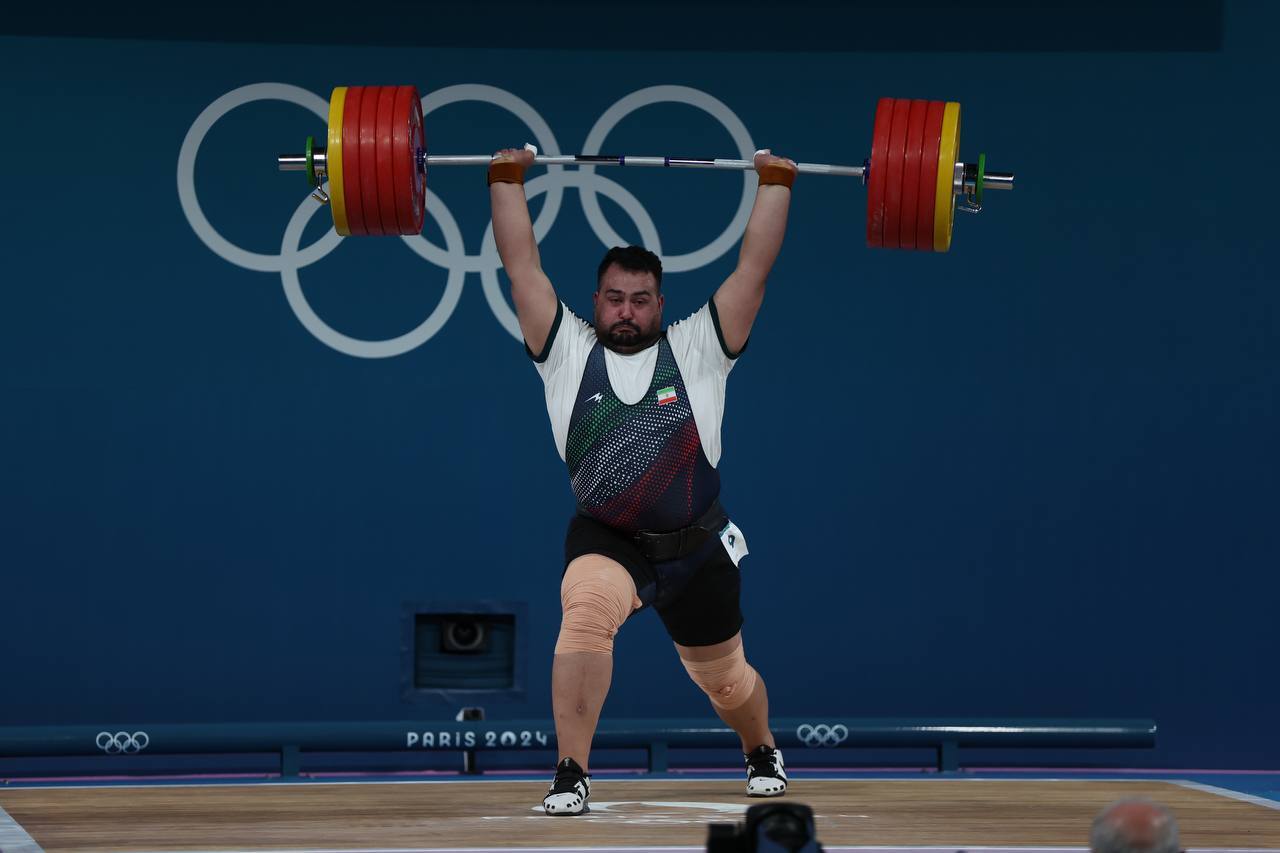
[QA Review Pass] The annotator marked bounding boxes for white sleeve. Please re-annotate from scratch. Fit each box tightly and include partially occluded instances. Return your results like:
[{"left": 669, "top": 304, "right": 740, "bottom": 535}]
[
  {"left": 530, "top": 302, "right": 596, "bottom": 462},
  {"left": 665, "top": 300, "right": 744, "bottom": 467}
]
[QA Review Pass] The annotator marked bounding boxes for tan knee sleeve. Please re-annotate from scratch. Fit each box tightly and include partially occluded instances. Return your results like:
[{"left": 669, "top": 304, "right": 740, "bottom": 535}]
[
  {"left": 554, "top": 556, "right": 641, "bottom": 655},
  {"left": 680, "top": 643, "right": 759, "bottom": 710}
]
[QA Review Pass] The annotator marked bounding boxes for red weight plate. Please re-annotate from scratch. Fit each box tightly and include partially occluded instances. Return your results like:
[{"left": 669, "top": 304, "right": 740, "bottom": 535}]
[
  {"left": 342, "top": 86, "right": 367, "bottom": 236},
  {"left": 359, "top": 86, "right": 385, "bottom": 235},
  {"left": 882, "top": 98, "right": 912, "bottom": 250},
  {"left": 391, "top": 85, "right": 425, "bottom": 235},
  {"left": 412, "top": 91, "right": 426, "bottom": 232},
  {"left": 866, "top": 98, "right": 895, "bottom": 248},
  {"left": 898, "top": 100, "right": 929, "bottom": 250},
  {"left": 375, "top": 85, "right": 400, "bottom": 235},
  {"left": 915, "top": 101, "right": 946, "bottom": 253}
]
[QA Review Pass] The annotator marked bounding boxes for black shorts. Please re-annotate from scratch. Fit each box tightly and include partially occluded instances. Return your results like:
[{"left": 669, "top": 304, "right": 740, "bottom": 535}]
[{"left": 564, "top": 513, "right": 744, "bottom": 647}]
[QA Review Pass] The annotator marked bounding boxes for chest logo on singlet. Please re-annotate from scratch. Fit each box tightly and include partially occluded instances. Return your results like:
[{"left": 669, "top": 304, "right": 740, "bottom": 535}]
[{"left": 584, "top": 392, "right": 604, "bottom": 404}]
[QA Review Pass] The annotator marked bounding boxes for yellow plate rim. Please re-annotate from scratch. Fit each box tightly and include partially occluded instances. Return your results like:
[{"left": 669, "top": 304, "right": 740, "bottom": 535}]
[
  {"left": 328, "top": 87, "right": 349, "bottom": 236},
  {"left": 933, "top": 102, "right": 961, "bottom": 253}
]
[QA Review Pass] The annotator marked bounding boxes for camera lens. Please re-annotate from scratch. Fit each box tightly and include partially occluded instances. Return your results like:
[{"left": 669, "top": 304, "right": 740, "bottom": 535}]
[
  {"left": 443, "top": 619, "right": 487, "bottom": 653},
  {"left": 760, "top": 811, "right": 808, "bottom": 848}
]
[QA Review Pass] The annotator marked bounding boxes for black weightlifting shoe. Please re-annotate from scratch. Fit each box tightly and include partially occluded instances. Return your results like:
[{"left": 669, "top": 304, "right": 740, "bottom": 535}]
[
  {"left": 543, "top": 757, "right": 591, "bottom": 815},
  {"left": 744, "top": 744, "right": 787, "bottom": 797}
]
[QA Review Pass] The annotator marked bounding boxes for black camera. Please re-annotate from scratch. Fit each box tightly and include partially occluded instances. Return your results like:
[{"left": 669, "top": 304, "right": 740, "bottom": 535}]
[
  {"left": 707, "top": 803, "right": 823, "bottom": 853},
  {"left": 441, "top": 618, "right": 488, "bottom": 653}
]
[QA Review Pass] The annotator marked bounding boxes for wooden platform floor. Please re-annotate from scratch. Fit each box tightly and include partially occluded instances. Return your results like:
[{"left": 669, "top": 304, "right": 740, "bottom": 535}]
[{"left": 2, "top": 778, "right": 1278, "bottom": 851}]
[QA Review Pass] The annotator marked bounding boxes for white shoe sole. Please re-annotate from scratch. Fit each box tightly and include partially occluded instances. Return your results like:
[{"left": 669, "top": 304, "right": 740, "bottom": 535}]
[
  {"left": 746, "top": 779, "right": 787, "bottom": 797},
  {"left": 543, "top": 793, "right": 590, "bottom": 815}
]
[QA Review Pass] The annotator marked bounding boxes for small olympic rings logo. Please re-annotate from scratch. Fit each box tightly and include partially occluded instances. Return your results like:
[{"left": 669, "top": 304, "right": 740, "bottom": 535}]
[
  {"left": 796, "top": 723, "right": 849, "bottom": 748},
  {"left": 96, "top": 730, "right": 151, "bottom": 753},
  {"left": 178, "top": 83, "right": 758, "bottom": 359}
]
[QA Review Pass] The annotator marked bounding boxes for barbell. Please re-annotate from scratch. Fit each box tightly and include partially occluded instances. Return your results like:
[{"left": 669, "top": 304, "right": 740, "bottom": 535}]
[{"left": 277, "top": 85, "right": 1014, "bottom": 252}]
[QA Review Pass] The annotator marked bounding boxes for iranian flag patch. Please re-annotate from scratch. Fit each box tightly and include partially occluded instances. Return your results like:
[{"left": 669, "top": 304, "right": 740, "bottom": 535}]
[{"left": 656, "top": 386, "right": 678, "bottom": 406}]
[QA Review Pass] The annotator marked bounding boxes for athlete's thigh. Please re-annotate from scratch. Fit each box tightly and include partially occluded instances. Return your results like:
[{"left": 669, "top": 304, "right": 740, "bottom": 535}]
[
  {"left": 562, "top": 553, "right": 641, "bottom": 610},
  {"left": 564, "top": 513, "right": 656, "bottom": 603},
  {"left": 655, "top": 546, "right": 742, "bottom": 646}
]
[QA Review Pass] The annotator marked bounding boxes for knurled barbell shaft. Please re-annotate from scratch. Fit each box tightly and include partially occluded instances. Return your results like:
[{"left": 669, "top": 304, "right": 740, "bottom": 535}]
[
  {"left": 278, "top": 151, "right": 1014, "bottom": 190},
  {"left": 422, "top": 154, "right": 866, "bottom": 177}
]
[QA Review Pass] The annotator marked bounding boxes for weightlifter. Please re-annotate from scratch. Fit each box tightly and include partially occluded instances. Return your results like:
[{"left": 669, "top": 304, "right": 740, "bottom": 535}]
[{"left": 489, "top": 145, "right": 797, "bottom": 815}]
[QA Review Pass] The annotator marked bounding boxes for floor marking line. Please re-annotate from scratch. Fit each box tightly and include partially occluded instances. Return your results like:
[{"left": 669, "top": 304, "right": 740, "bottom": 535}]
[
  {"left": 1171, "top": 779, "right": 1280, "bottom": 810},
  {"left": 0, "top": 802, "right": 45, "bottom": 853}
]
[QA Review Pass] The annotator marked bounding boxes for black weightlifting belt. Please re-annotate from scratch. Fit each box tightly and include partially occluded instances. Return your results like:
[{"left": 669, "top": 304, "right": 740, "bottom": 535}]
[{"left": 631, "top": 499, "right": 729, "bottom": 563}]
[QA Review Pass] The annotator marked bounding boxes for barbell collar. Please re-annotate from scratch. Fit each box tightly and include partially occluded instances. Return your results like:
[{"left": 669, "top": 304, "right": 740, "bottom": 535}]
[{"left": 281, "top": 150, "right": 335, "bottom": 179}]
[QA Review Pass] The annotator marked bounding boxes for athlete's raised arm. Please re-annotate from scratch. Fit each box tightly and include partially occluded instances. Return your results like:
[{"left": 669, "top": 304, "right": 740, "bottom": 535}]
[
  {"left": 711, "top": 150, "right": 797, "bottom": 354},
  {"left": 489, "top": 147, "right": 560, "bottom": 355}
]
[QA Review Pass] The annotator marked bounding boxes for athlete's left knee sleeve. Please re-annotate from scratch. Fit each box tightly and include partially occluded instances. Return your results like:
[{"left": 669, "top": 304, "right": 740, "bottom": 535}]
[{"left": 679, "top": 644, "right": 758, "bottom": 711}]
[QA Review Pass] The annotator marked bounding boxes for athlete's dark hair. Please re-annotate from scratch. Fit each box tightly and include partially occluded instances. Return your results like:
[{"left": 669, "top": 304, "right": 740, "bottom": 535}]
[{"left": 596, "top": 245, "right": 663, "bottom": 292}]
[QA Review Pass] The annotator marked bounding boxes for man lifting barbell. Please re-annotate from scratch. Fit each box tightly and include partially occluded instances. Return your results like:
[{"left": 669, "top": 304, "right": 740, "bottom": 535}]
[
  {"left": 275, "top": 86, "right": 1016, "bottom": 814},
  {"left": 489, "top": 145, "right": 796, "bottom": 815}
]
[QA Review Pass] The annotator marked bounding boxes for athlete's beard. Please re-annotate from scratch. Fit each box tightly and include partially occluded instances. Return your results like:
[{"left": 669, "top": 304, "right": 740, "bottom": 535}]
[{"left": 600, "top": 320, "right": 661, "bottom": 354}]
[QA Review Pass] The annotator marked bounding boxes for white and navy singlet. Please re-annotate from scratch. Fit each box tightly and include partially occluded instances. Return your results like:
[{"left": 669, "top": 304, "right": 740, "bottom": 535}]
[{"left": 530, "top": 300, "right": 743, "bottom": 534}]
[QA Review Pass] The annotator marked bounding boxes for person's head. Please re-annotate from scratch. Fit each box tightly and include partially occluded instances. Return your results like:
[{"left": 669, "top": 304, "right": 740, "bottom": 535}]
[
  {"left": 593, "top": 246, "right": 664, "bottom": 354},
  {"left": 1090, "top": 798, "right": 1181, "bottom": 853}
]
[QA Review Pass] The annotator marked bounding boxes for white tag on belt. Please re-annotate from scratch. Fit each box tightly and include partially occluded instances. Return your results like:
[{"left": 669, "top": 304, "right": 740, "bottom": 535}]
[{"left": 718, "top": 520, "right": 749, "bottom": 566}]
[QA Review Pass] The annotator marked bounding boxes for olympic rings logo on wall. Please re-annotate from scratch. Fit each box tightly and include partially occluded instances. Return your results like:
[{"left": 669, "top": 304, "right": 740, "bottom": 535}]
[
  {"left": 96, "top": 730, "right": 151, "bottom": 754},
  {"left": 178, "top": 83, "right": 759, "bottom": 359},
  {"left": 796, "top": 723, "right": 849, "bottom": 748}
]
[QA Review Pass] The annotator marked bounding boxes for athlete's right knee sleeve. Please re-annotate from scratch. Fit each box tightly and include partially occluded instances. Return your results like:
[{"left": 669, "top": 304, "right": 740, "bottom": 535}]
[{"left": 554, "top": 556, "right": 640, "bottom": 655}]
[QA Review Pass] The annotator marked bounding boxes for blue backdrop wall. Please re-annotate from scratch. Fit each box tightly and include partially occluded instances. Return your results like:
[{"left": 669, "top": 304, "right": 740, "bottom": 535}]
[{"left": 1, "top": 2, "right": 1275, "bottom": 769}]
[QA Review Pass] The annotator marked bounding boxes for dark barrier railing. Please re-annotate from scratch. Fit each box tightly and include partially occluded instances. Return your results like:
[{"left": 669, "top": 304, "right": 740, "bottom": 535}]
[{"left": 0, "top": 718, "right": 1156, "bottom": 775}]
